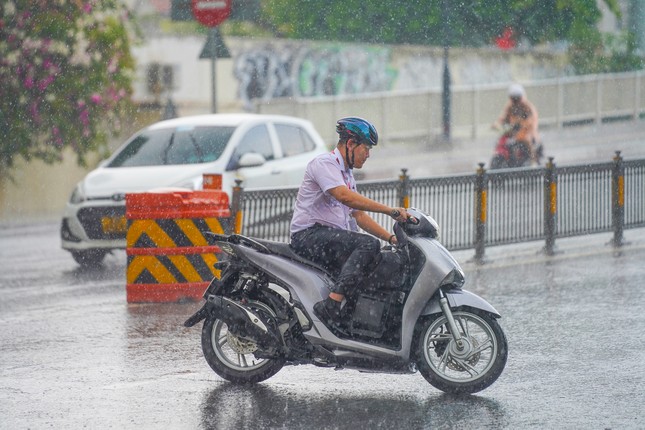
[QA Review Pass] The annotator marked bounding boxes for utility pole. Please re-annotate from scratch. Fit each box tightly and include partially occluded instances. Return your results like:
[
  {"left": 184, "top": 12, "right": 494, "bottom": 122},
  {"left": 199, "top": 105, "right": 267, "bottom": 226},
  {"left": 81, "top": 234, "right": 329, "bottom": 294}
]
[
  {"left": 199, "top": 27, "right": 231, "bottom": 113},
  {"left": 441, "top": 0, "right": 452, "bottom": 143},
  {"left": 193, "top": 0, "right": 232, "bottom": 114}
]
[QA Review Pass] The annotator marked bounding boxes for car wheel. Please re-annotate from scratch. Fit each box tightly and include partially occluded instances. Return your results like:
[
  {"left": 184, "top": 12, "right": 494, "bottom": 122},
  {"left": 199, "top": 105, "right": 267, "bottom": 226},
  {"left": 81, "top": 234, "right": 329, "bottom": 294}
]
[{"left": 71, "top": 250, "right": 108, "bottom": 267}]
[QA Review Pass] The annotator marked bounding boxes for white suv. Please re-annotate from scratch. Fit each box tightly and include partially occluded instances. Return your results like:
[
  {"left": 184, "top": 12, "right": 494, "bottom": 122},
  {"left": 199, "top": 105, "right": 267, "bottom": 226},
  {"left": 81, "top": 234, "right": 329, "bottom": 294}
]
[{"left": 61, "top": 113, "right": 328, "bottom": 266}]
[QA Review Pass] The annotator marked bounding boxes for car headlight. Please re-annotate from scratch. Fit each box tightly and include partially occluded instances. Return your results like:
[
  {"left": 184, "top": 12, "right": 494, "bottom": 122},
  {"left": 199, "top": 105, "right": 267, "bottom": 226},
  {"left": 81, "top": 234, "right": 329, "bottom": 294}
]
[{"left": 69, "top": 184, "right": 86, "bottom": 204}]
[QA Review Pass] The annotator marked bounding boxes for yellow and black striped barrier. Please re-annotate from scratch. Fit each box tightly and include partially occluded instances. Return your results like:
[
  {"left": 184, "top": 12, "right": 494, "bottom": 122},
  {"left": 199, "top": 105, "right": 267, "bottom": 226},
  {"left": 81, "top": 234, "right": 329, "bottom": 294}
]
[{"left": 125, "top": 189, "right": 231, "bottom": 303}]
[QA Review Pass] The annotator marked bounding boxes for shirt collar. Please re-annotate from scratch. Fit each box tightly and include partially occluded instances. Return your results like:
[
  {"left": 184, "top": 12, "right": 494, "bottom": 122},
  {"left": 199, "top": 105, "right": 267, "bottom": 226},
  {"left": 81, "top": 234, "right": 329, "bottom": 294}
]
[{"left": 332, "top": 148, "right": 351, "bottom": 173}]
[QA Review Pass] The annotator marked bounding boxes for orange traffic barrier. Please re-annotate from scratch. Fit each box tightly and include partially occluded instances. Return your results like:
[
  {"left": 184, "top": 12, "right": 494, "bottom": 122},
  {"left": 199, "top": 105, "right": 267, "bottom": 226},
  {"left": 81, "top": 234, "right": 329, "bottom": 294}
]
[{"left": 125, "top": 189, "right": 231, "bottom": 303}]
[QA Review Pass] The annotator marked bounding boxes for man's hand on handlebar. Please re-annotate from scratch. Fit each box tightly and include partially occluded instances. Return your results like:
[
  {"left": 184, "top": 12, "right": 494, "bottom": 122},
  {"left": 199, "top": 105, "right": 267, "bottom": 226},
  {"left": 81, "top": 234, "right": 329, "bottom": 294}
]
[{"left": 389, "top": 207, "right": 415, "bottom": 223}]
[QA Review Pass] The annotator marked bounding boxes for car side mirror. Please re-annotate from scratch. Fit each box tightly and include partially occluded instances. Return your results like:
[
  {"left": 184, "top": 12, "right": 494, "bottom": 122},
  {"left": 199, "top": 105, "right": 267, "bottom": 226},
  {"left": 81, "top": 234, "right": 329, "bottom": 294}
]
[{"left": 237, "top": 152, "right": 266, "bottom": 168}]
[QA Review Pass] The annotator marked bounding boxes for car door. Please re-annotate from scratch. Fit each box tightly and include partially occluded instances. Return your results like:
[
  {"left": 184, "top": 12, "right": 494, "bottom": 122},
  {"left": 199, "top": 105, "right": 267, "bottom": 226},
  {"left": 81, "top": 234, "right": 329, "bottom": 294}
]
[
  {"left": 226, "top": 123, "right": 283, "bottom": 190},
  {"left": 272, "top": 122, "right": 323, "bottom": 186}
]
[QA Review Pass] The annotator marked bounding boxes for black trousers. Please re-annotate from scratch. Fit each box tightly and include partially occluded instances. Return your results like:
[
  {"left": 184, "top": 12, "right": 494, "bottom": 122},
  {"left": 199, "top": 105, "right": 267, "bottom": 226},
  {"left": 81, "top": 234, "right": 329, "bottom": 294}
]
[{"left": 290, "top": 224, "right": 380, "bottom": 296}]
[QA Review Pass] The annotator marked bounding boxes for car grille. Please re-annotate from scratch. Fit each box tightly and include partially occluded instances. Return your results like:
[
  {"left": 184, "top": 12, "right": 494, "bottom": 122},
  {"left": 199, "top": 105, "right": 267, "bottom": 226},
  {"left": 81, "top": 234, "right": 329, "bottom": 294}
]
[{"left": 77, "top": 206, "right": 127, "bottom": 240}]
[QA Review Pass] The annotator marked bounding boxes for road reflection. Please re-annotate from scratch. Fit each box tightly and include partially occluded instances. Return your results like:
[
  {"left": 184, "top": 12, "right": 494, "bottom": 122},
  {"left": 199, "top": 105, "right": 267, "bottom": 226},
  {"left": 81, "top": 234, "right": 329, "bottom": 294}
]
[
  {"left": 125, "top": 302, "right": 199, "bottom": 352},
  {"left": 201, "top": 383, "right": 508, "bottom": 429},
  {"left": 60, "top": 252, "right": 126, "bottom": 284}
]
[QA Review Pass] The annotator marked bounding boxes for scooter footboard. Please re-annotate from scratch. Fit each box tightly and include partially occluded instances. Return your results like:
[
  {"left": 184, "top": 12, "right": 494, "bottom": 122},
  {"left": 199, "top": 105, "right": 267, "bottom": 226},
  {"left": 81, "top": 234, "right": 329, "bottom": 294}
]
[{"left": 420, "top": 289, "right": 501, "bottom": 318}]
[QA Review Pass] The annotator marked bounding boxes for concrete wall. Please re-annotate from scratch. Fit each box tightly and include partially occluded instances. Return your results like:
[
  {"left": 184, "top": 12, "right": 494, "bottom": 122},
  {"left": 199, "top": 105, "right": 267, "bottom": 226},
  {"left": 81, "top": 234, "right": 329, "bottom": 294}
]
[
  {"left": 0, "top": 150, "right": 94, "bottom": 225},
  {"left": 131, "top": 36, "right": 569, "bottom": 115},
  {"left": 0, "top": 110, "right": 162, "bottom": 225}
]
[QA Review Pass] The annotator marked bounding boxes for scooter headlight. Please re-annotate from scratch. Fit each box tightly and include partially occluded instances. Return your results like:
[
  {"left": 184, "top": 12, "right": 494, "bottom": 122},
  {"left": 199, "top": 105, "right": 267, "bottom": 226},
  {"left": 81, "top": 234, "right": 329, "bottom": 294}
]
[{"left": 440, "top": 269, "right": 465, "bottom": 289}]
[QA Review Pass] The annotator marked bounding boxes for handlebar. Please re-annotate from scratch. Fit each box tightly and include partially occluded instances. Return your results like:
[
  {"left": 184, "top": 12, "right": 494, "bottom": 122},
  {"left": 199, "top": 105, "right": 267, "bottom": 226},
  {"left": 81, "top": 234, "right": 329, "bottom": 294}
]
[
  {"left": 407, "top": 216, "right": 419, "bottom": 225},
  {"left": 390, "top": 209, "right": 418, "bottom": 225}
]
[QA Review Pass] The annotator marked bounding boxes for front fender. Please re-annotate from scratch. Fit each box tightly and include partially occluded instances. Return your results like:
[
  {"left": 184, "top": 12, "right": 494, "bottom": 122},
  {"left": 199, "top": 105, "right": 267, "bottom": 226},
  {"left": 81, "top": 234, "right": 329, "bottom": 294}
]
[{"left": 420, "top": 289, "right": 501, "bottom": 318}]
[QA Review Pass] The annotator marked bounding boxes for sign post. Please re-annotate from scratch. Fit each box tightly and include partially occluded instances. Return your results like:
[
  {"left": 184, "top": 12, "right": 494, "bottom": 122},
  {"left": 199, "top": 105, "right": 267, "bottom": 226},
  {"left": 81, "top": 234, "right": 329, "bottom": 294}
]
[{"left": 192, "top": 0, "right": 231, "bottom": 113}]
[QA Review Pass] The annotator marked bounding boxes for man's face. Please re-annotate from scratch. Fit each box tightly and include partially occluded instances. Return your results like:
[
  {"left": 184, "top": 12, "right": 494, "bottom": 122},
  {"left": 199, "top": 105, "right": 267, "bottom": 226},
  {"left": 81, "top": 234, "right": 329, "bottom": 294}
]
[
  {"left": 350, "top": 141, "right": 371, "bottom": 169},
  {"left": 510, "top": 96, "right": 521, "bottom": 104}
]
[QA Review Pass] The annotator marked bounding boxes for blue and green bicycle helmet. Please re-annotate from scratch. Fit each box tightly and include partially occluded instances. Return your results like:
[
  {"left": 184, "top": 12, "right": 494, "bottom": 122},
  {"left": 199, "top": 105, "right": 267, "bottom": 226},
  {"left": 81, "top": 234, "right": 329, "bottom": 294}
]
[{"left": 336, "top": 117, "right": 378, "bottom": 147}]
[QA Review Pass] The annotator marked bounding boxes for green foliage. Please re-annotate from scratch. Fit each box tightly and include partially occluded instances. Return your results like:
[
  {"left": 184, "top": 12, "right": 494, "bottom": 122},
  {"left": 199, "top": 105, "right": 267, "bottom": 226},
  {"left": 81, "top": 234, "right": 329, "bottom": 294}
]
[
  {"left": 571, "top": 30, "right": 645, "bottom": 74},
  {"left": 604, "top": 32, "right": 645, "bottom": 72},
  {"left": 261, "top": 0, "right": 641, "bottom": 75},
  {"left": 261, "top": 0, "right": 600, "bottom": 47},
  {"left": 0, "top": 0, "right": 137, "bottom": 176},
  {"left": 220, "top": 19, "right": 274, "bottom": 38}
]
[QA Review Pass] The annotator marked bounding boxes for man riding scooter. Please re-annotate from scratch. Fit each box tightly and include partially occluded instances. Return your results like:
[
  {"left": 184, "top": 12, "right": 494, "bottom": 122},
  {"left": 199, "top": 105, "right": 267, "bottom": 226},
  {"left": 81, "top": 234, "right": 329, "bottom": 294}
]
[
  {"left": 289, "top": 117, "right": 409, "bottom": 333},
  {"left": 492, "top": 83, "right": 541, "bottom": 166}
]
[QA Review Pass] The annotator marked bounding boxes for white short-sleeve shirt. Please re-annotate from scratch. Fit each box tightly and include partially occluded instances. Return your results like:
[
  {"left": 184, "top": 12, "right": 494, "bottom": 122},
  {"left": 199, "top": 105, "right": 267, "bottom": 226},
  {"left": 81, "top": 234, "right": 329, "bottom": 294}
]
[{"left": 290, "top": 148, "right": 358, "bottom": 235}]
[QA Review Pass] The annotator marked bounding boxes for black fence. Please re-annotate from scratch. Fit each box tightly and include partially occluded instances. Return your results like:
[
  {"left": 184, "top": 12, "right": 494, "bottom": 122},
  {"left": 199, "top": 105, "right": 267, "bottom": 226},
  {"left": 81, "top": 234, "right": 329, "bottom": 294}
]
[{"left": 231, "top": 152, "right": 645, "bottom": 263}]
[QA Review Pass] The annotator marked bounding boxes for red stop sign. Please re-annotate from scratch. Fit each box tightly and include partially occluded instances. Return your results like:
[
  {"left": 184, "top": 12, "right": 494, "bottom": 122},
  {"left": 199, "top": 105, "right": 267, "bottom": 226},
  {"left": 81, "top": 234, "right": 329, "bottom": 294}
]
[{"left": 191, "top": 0, "right": 231, "bottom": 27}]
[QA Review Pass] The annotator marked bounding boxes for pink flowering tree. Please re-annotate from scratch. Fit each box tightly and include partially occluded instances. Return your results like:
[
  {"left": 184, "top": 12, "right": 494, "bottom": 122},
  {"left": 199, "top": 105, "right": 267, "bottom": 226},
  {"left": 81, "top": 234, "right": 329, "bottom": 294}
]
[{"left": 0, "top": 0, "right": 137, "bottom": 177}]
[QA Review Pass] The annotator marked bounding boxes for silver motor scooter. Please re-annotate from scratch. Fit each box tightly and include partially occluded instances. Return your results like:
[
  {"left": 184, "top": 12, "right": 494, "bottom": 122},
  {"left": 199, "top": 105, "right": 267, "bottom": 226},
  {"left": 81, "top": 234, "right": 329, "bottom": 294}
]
[{"left": 184, "top": 208, "right": 508, "bottom": 394}]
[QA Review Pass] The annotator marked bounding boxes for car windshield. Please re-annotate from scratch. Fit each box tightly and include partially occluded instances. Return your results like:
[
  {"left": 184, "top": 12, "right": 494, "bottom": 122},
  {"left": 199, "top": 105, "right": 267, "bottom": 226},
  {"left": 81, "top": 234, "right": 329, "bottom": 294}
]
[{"left": 107, "top": 126, "right": 236, "bottom": 167}]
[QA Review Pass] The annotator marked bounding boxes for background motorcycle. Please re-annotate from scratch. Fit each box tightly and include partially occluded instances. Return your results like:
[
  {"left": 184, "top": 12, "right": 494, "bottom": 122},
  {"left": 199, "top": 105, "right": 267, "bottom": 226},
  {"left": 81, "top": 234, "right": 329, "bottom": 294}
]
[
  {"left": 184, "top": 208, "right": 508, "bottom": 394},
  {"left": 490, "top": 123, "right": 542, "bottom": 169}
]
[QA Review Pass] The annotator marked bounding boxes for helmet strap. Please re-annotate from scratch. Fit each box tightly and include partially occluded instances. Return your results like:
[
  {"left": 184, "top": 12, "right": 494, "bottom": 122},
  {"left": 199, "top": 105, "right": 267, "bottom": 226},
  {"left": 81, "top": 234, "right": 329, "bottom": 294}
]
[{"left": 345, "top": 139, "right": 356, "bottom": 169}]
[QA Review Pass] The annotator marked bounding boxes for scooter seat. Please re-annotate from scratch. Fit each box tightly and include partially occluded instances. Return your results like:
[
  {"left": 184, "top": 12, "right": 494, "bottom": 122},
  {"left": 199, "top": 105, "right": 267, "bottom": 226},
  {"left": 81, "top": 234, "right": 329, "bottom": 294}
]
[{"left": 252, "top": 238, "right": 338, "bottom": 278}]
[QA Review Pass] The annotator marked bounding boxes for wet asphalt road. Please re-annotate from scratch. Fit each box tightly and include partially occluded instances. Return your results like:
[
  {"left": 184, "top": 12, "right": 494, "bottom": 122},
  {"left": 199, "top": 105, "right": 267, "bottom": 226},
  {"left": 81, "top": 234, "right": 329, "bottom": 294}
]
[{"left": 1, "top": 222, "right": 645, "bottom": 429}]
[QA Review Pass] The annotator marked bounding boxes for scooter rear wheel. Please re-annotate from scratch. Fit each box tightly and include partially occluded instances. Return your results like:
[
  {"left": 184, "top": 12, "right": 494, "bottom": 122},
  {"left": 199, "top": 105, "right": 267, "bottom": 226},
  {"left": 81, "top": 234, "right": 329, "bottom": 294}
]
[
  {"left": 414, "top": 308, "right": 507, "bottom": 394},
  {"left": 201, "top": 299, "right": 285, "bottom": 384}
]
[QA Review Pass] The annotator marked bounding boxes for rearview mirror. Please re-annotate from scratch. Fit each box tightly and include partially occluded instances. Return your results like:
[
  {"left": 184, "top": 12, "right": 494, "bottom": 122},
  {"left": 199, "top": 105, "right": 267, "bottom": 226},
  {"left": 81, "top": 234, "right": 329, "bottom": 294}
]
[{"left": 237, "top": 152, "right": 266, "bottom": 168}]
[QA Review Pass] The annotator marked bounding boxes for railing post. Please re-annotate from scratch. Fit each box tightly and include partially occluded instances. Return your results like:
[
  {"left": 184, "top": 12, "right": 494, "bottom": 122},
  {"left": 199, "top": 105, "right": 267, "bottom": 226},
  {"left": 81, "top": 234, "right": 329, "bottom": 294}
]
[
  {"left": 474, "top": 162, "right": 487, "bottom": 264},
  {"left": 398, "top": 168, "right": 410, "bottom": 208},
  {"left": 230, "top": 179, "right": 244, "bottom": 235},
  {"left": 543, "top": 157, "right": 557, "bottom": 255},
  {"left": 611, "top": 151, "right": 625, "bottom": 247}
]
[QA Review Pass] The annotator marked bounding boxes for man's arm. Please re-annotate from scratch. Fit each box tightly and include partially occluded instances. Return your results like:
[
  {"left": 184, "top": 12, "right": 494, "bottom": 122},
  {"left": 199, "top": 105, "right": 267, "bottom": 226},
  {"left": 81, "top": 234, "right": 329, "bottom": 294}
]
[
  {"left": 327, "top": 185, "right": 408, "bottom": 222},
  {"left": 352, "top": 210, "right": 393, "bottom": 243}
]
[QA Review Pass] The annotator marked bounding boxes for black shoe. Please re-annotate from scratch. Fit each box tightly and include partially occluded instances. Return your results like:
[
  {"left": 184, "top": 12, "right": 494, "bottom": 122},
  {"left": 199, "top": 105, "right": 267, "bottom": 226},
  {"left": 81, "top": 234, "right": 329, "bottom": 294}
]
[{"left": 313, "top": 299, "right": 348, "bottom": 335}]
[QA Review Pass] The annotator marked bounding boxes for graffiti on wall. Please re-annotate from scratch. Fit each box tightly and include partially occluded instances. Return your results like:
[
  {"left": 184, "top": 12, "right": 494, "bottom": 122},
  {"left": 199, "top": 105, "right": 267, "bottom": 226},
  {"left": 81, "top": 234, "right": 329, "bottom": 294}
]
[{"left": 234, "top": 44, "right": 396, "bottom": 110}]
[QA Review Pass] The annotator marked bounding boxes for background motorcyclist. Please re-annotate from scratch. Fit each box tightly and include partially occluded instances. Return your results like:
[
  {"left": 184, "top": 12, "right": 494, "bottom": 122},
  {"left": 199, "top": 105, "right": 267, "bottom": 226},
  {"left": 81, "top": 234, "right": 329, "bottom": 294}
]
[
  {"left": 289, "top": 117, "right": 409, "bottom": 331},
  {"left": 492, "top": 83, "right": 540, "bottom": 164}
]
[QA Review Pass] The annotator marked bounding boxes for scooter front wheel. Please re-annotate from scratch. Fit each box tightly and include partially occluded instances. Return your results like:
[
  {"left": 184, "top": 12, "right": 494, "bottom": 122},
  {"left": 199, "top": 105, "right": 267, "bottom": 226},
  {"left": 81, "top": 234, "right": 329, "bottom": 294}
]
[
  {"left": 201, "top": 299, "right": 285, "bottom": 384},
  {"left": 414, "top": 308, "right": 508, "bottom": 394}
]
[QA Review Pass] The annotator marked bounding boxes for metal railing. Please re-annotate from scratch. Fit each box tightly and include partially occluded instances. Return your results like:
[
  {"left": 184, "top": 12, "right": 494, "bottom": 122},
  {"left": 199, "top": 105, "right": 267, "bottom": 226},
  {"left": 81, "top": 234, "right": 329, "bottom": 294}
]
[
  {"left": 624, "top": 160, "right": 645, "bottom": 230},
  {"left": 237, "top": 187, "right": 297, "bottom": 241},
  {"left": 231, "top": 153, "right": 645, "bottom": 262}
]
